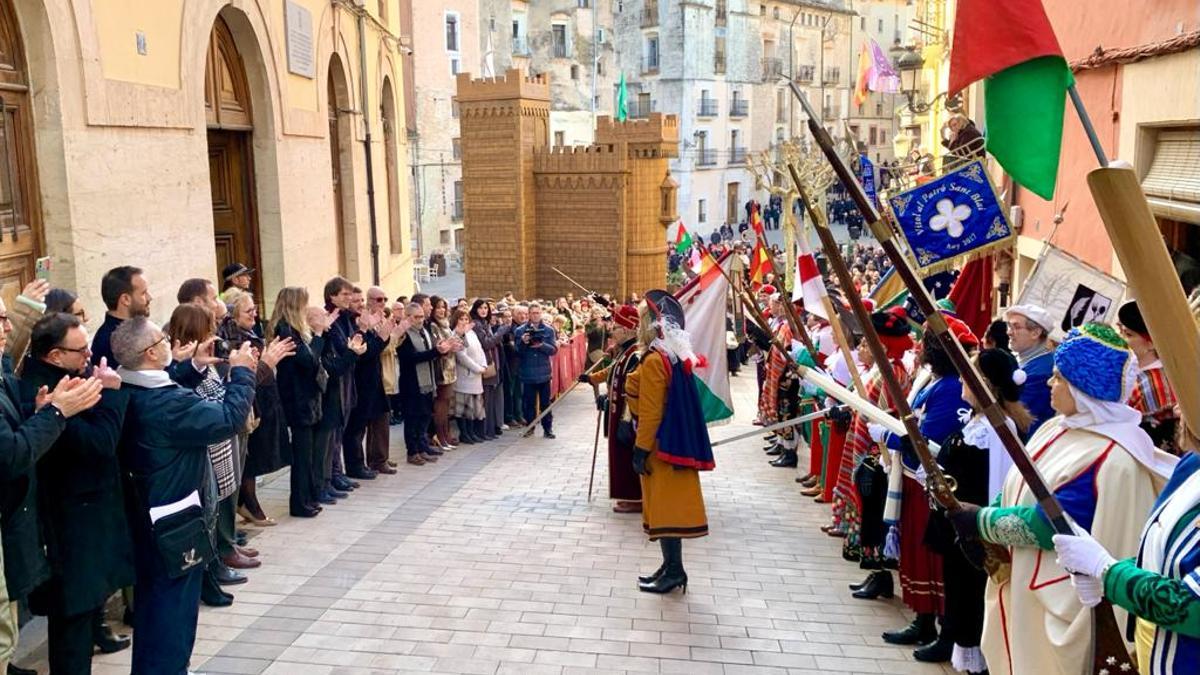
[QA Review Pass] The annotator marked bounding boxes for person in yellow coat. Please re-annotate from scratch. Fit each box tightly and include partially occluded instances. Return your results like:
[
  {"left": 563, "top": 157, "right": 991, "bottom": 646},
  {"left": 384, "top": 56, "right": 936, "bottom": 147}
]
[{"left": 626, "top": 289, "right": 714, "bottom": 594}]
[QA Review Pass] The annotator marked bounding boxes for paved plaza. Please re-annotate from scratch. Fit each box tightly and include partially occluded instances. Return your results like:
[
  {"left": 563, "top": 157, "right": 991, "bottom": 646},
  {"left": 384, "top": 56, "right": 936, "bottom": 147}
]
[{"left": 75, "top": 371, "right": 953, "bottom": 675}]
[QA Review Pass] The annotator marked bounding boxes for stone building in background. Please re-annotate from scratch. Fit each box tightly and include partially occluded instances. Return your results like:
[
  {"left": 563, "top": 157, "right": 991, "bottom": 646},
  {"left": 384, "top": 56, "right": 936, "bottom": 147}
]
[
  {"left": 0, "top": 0, "right": 415, "bottom": 321},
  {"left": 478, "top": 0, "right": 617, "bottom": 148},
  {"left": 456, "top": 69, "right": 677, "bottom": 300}
]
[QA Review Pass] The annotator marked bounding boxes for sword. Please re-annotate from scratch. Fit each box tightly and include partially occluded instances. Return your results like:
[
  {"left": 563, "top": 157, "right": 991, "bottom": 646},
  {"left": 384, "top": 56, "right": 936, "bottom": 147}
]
[
  {"left": 710, "top": 408, "right": 832, "bottom": 447},
  {"left": 551, "top": 266, "right": 596, "bottom": 296}
]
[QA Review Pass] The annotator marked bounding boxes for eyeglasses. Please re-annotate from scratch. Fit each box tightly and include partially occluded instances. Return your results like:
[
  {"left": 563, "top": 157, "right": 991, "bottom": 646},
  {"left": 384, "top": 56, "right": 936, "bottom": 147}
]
[
  {"left": 372, "top": 296, "right": 388, "bottom": 303},
  {"left": 55, "top": 344, "right": 90, "bottom": 355},
  {"left": 140, "top": 334, "right": 168, "bottom": 353}
]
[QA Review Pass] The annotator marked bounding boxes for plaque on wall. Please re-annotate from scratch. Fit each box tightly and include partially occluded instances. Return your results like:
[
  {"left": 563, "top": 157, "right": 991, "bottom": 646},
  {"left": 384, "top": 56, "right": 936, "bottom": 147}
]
[{"left": 285, "top": 0, "right": 314, "bottom": 78}]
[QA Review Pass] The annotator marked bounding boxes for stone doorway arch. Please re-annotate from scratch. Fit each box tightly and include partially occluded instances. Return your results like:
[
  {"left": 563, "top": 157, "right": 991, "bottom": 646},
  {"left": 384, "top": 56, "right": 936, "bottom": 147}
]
[
  {"left": 327, "top": 52, "right": 357, "bottom": 279},
  {"left": 0, "top": 0, "right": 42, "bottom": 310}
]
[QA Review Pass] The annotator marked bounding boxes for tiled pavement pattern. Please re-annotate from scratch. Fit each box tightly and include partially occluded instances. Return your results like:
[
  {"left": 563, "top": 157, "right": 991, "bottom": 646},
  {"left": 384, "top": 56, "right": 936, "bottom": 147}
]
[{"left": 81, "top": 372, "right": 955, "bottom": 675}]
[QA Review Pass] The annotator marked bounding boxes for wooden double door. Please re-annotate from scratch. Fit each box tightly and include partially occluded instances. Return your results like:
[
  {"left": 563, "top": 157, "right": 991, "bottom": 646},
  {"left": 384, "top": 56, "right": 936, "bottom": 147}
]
[{"left": 207, "top": 129, "right": 260, "bottom": 302}]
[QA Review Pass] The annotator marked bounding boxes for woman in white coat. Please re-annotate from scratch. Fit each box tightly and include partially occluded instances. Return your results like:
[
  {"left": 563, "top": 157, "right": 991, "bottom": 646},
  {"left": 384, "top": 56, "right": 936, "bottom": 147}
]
[{"left": 452, "top": 308, "right": 488, "bottom": 443}]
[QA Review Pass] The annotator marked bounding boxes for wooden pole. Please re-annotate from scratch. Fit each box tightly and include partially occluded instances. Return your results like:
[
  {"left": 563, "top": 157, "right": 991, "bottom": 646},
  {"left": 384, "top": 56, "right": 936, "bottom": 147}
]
[{"left": 787, "top": 79, "right": 1135, "bottom": 675}]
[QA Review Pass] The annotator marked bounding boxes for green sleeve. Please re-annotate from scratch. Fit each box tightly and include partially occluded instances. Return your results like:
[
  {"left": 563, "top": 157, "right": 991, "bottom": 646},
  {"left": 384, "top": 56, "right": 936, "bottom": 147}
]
[
  {"left": 977, "top": 505, "right": 1057, "bottom": 550},
  {"left": 1104, "top": 558, "right": 1200, "bottom": 639}
]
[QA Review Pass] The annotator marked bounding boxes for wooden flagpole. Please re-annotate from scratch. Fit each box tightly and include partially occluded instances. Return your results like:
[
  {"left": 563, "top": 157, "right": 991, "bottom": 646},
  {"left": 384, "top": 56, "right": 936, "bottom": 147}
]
[{"left": 787, "top": 80, "right": 1135, "bottom": 675}]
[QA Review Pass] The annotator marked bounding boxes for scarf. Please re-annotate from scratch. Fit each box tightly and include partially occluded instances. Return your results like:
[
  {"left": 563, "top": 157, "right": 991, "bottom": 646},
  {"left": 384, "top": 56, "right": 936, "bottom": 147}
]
[
  {"left": 1061, "top": 382, "right": 1178, "bottom": 480},
  {"left": 407, "top": 326, "right": 437, "bottom": 395},
  {"left": 1017, "top": 341, "right": 1052, "bottom": 366}
]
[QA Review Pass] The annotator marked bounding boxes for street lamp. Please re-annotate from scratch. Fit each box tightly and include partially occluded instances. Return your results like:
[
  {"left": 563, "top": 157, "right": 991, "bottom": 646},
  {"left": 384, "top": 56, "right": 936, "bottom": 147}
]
[{"left": 892, "top": 45, "right": 962, "bottom": 114}]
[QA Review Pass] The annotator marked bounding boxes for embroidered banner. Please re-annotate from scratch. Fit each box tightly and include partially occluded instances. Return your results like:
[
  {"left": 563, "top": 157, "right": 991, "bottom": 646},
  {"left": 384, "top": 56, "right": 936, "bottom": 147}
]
[
  {"left": 1016, "top": 244, "right": 1127, "bottom": 341},
  {"left": 859, "top": 153, "right": 878, "bottom": 208},
  {"left": 887, "top": 160, "right": 1014, "bottom": 273}
]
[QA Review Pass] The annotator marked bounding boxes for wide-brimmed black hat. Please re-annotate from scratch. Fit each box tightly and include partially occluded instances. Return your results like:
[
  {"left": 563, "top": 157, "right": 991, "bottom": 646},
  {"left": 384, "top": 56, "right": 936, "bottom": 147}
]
[
  {"left": 222, "top": 262, "right": 254, "bottom": 281},
  {"left": 644, "top": 289, "right": 685, "bottom": 330}
]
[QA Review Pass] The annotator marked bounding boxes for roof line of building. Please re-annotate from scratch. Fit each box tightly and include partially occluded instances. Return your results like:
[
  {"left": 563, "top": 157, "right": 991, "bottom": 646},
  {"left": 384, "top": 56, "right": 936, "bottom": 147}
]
[{"left": 1070, "top": 29, "right": 1200, "bottom": 73}]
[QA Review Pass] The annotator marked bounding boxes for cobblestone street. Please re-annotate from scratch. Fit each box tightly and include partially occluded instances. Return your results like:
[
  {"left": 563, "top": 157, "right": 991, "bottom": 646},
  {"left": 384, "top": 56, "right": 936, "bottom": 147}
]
[{"left": 82, "top": 372, "right": 954, "bottom": 675}]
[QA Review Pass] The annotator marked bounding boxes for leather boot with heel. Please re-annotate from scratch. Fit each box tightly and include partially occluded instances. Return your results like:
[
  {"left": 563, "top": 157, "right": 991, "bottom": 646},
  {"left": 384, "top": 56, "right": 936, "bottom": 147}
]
[
  {"left": 882, "top": 612, "right": 937, "bottom": 645},
  {"left": 639, "top": 538, "right": 687, "bottom": 594},
  {"left": 851, "top": 569, "right": 893, "bottom": 600},
  {"left": 456, "top": 419, "right": 476, "bottom": 444}
]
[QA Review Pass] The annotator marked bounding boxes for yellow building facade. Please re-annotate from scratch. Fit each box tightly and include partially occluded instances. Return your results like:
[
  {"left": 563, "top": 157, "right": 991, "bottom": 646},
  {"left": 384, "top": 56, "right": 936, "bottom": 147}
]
[{"left": 0, "top": 0, "right": 414, "bottom": 321}]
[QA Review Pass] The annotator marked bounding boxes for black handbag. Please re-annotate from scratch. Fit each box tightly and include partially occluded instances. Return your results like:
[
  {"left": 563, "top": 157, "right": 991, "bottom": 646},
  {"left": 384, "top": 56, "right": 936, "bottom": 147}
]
[{"left": 151, "top": 504, "right": 213, "bottom": 579}]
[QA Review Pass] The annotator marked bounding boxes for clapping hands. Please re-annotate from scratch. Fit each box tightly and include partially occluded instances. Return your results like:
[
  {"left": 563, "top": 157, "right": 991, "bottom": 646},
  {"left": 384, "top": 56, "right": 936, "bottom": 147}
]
[
  {"left": 347, "top": 333, "right": 367, "bottom": 355},
  {"left": 38, "top": 375, "right": 104, "bottom": 418},
  {"left": 261, "top": 337, "right": 296, "bottom": 369},
  {"left": 92, "top": 357, "right": 122, "bottom": 390}
]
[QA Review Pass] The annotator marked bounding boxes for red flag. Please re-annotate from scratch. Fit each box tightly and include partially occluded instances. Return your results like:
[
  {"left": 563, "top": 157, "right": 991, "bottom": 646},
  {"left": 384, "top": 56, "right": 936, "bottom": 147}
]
[
  {"left": 750, "top": 205, "right": 765, "bottom": 238},
  {"left": 948, "top": 0, "right": 1064, "bottom": 95},
  {"left": 947, "top": 255, "right": 995, "bottom": 338}
]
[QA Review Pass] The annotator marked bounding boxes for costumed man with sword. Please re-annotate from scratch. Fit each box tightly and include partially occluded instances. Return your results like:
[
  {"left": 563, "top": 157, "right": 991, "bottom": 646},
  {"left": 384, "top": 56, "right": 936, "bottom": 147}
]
[
  {"left": 578, "top": 303, "right": 644, "bottom": 513},
  {"left": 627, "top": 290, "right": 714, "bottom": 594}
]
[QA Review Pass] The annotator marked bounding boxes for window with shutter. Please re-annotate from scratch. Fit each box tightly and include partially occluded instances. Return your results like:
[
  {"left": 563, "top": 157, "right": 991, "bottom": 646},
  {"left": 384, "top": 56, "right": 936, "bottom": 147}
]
[{"left": 1142, "top": 128, "right": 1200, "bottom": 224}]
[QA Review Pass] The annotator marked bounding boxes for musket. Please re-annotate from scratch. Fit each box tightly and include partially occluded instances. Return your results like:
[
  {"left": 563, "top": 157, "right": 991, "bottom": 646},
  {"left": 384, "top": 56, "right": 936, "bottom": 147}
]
[
  {"left": 787, "top": 81, "right": 1134, "bottom": 675},
  {"left": 711, "top": 408, "right": 832, "bottom": 448},
  {"left": 750, "top": 228, "right": 819, "bottom": 355}
]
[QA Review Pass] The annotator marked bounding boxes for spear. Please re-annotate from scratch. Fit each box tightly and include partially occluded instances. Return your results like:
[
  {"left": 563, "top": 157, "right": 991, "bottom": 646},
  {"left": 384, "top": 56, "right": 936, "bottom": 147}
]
[{"left": 786, "top": 80, "right": 1133, "bottom": 675}]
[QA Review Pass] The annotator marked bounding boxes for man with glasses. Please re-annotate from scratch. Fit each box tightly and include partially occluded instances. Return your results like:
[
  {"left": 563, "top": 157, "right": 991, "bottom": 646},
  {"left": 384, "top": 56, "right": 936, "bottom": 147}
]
[
  {"left": 1, "top": 309, "right": 104, "bottom": 675},
  {"left": 1003, "top": 303, "right": 1055, "bottom": 436},
  {"left": 344, "top": 286, "right": 401, "bottom": 477},
  {"left": 111, "top": 317, "right": 256, "bottom": 675},
  {"left": 16, "top": 313, "right": 130, "bottom": 672}
]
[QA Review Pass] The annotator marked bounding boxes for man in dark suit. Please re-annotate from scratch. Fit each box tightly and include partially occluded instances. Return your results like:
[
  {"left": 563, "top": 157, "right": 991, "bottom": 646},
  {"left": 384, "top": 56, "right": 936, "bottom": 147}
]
[
  {"left": 111, "top": 317, "right": 256, "bottom": 675},
  {"left": 18, "top": 312, "right": 130, "bottom": 673},
  {"left": 0, "top": 307, "right": 103, "bottom": 673}
]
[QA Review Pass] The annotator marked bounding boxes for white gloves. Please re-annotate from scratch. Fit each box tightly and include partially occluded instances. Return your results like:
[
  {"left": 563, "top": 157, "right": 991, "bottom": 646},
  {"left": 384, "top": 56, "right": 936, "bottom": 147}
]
[
  {"left": 867, "top": 422, "right": 886, "bottom": 443},
  {"left": 1070, "top": 573, "right": 1105, "bottom": 608},
  {"left": 1053, "top": 528, "right": 1118, "bottom": 608}
]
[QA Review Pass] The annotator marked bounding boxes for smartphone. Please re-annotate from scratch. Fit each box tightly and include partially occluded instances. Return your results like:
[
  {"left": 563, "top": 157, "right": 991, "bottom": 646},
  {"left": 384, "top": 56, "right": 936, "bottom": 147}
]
[{"left": 34, "top": 256, "right": 51, "bottom": 281}]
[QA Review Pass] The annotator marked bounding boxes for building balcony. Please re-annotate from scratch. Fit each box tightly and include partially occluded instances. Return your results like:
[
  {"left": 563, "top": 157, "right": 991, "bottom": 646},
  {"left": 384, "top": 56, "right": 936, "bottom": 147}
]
[
  {"left": 641, "top": 56, "right": 660, "bottom": 74},
  {"left": 823, "top": 67, "right": 840, "bottom": 84},
  {"left": 642, "top": 3, "right": 658, "bottom": 27},
  {"left": 714, "top": 55, "right": 726, "bottom": 74},
  {"left": 794, "top": 65, "right": 815, "bottom": 83},
  {"left": 761, "top": 57, "right": 783, "bottom": 82},
  {"left": 728, "top": 147, "right": 747, "bottom": 165},
  {"left": 730, "top": 98, "right": 748, "bottom": 117},
  {"left": 697, "top": 97, "right": 718, "bottom": 117},
  {"left": 697, "top": 149, "right": 717, "bottom": 166},
  {"left": 512, "top": 36, "right": 529, "bottom": 56},
  {"left": 628, "top": 99, "right": 656, "bottom": 119}
]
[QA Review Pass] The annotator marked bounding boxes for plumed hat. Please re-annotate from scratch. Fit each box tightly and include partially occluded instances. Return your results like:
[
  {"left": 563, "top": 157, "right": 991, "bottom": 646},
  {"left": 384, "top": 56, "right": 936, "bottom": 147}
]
[
  {"left": 1054, "top": 323, "right": 1135, "bottom": 403},
  {"left": 613, "top": 304, "right": 640, "bottom": 330},
  {"left": 1117, "top": 299, "right": 1150, "bottom": 340},
  {"left": 978, "top": 348, "right": 1022, "bottom": 403},
  {"left": 644, "top": 289, "right": 685, "bottom": 330}
]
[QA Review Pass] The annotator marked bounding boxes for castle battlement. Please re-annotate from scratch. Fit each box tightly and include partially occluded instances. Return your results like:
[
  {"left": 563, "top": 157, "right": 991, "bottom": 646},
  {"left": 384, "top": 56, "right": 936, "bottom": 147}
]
[
  {"left": 595, "top": 113, "right": 680, "bottom": 146},
  {"left": 533, "top": 144, "right": 626, "bottom": 174},
  {"left": 456, "top": 68, "right": 550, "bottom": 103}
]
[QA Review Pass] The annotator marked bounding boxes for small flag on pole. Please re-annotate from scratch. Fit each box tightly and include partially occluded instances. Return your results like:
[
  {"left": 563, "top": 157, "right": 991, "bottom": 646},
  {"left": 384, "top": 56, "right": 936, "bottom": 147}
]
[
  {"left": 794, "top": 230, "right": 829, "bottom": 320},
  {"left": 673, "top": 221, "right": 694, "bottom": 254},
  {"left": 616, "top": 72, "right": 628, "bottom": 122}
]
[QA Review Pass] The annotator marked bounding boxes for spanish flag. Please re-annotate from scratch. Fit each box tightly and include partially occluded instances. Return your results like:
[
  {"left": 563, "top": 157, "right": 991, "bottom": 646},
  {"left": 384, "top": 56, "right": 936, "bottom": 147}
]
[{"left": 748, "top": 240, "right": 770, "bottom": 287}]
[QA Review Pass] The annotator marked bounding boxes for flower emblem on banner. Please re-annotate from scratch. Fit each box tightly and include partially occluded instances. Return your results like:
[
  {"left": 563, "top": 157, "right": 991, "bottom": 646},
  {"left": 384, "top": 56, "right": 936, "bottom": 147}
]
[
  {"left": 929, "top": 199, "right": 971, "bottom": 238},
  {"left": 885, "top": 160, "right": 1015, "bottom": 273}
]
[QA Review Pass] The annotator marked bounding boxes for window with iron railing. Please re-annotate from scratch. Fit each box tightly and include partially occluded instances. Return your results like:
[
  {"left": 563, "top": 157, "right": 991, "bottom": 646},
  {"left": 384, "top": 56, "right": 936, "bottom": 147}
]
[
  {"left": 643, "top": 36, "right": 660, "bottom": 72},
  {"left": 552, "top": 25, "right": 568, "bottom": 58},
  {"left": 823, "top": 67, "right": 840, "bottom": 84},
  {"left": 714, "top": 54, "right": 726, "bottom": 74},
  {"left": 697, "top": 148, "right": 717, "bottom": 166},
  {"left": 697, "top": 95, "right": 718, "bottom": 117},
  {"left": 729, "top": 146, "right": 747, "bottom": 164},
  {"left": 629, "top": 97, "right": 656, "bottom": 119},
  {"left": 795, "top": 65, "right": 815, "bottom": 83},
  {"left": 730, "top": 95, "right": 748, "bottom": 117},
  {"left": 761, "top": 57, "right": 783, "bottom": 82},
  {"left": 512, "top": 36, "right": 530, "bottom": 55},
  {"left": 452, "top": 181, "right": 464, "bottom": 221}
]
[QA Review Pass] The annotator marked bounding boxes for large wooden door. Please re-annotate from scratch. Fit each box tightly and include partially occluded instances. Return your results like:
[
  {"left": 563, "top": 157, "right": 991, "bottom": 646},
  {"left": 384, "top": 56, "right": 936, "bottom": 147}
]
[
  {"left": 205, "top": 16, "right": 260, "bottom": 303},
  {"left": 208, "top": 130, "right": 259, "bottom": 301},
  {"left": 0, "top": 0, "right": 41, "bottom": 310},
  {"left": 328, "top": 72, "right": 348, "bottom": 278}
]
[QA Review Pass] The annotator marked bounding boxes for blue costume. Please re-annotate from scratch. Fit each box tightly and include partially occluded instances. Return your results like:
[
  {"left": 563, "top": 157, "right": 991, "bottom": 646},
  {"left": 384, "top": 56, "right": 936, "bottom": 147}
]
[{"left": 1019, "top": 351, "right": 1054, "bottom": 438}]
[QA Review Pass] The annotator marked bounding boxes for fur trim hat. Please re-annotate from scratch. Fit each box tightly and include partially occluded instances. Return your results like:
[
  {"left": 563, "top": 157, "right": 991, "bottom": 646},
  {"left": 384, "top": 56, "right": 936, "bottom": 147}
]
[
  {"left": 872, "top": 307, "right": 913, "bottom": 359},
  {"left": 1054, "top": 323, "right": 1135, "bottom": 403}
]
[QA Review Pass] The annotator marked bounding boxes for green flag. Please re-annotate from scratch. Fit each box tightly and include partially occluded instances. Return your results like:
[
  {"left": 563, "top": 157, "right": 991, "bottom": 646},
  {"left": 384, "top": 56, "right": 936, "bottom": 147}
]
[
  {"left": 616, "top": 72, "right": 628, "bottom": 122},
  {"left": 673, "top": 223, "right": 693, "bottom": 254}
]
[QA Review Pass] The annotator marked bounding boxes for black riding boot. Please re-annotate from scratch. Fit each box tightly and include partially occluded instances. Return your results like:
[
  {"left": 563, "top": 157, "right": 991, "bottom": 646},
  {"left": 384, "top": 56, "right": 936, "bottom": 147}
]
[
  {"left": 882, "top": 612, "right": 937, "bottom": 645},
  {"left": 638, "top": 539, "right": 668, "bottom": 584},
  {"left": 640, "top": 537, "right": 687, "bottom": 594},
  {"left": 456, "top": 418, "right": 476, "bottom": 444}
]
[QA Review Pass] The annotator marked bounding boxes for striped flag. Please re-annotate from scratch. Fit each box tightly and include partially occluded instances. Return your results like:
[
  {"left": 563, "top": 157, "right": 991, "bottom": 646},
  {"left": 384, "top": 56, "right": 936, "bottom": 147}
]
[
  {"left": 793, "top": 230, "right": 829, "bottom": 320},
  {"left": 748, "top": 240, "right": 770, "bottom": 287},
  {"left": 676, "top": 254, "right": 735, "bottom": 425}
]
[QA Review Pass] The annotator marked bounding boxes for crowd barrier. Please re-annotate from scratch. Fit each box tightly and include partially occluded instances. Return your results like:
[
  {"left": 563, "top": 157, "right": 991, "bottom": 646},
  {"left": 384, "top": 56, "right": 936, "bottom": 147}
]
[{"left": 550, "top": 331, "right": 587, "bottom": 397}]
